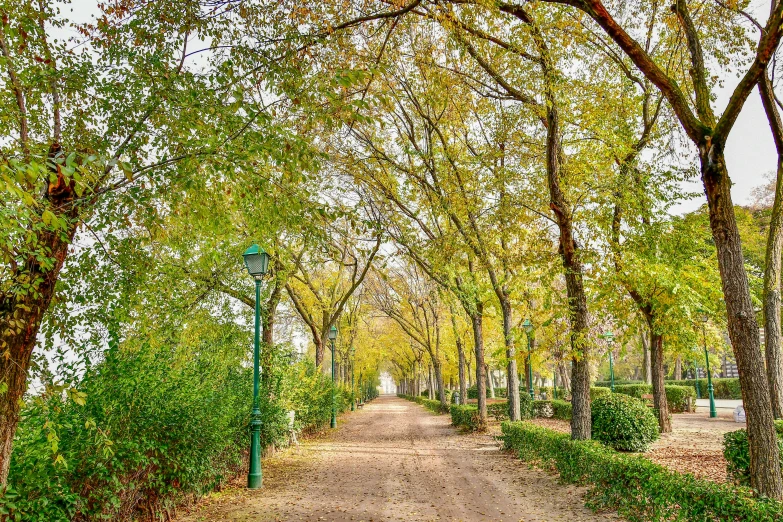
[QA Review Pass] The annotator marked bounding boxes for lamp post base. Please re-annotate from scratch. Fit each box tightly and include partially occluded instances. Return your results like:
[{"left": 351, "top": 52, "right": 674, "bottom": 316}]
[
  {"left": 331, "top": 416, "right": 337, "bottom": 428},
  {"left": 247, "top": 472, "right": 263, "bottom": 489}
]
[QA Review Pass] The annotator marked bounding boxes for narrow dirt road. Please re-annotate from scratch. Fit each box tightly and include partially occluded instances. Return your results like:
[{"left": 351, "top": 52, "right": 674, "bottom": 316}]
[{"left": 180, "top": 396, "right": 620, "bottom": 522}]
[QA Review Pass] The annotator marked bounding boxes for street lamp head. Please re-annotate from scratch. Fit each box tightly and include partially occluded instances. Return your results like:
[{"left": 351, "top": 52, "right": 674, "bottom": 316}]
[
  {"left": 697, "top": 308, "right": 709, "bottom": 324},
  {"left": 522, "top": 318, "right": 533, "bottom": 333},
  {"left": 602, "top": 331, "right": 614, "bottom": 343},
  {"left": 243, "top": 244, "right": 270, "bottom": 278},
  {"left": 328, "top": 325, "right": 338, "bottom": 341}
]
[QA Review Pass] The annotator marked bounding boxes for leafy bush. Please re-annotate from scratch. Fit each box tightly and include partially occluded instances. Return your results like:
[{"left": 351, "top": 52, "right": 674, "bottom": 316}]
[
  {"left": 519, "top": 392, "right": 534, "bottom": 419},
  {"left": 501, "top": 422, "right": 783, "bottom": 522},
  {"left": 591, "top": 394, "right": 659, "bottom": 451},
  {"left": 602, "top": 378, "right": 743, "bottom": 400},
  {"left": 533, "top": 400, "right": 553, "bottom": 418},
  {"left": 590, "top": 387, "right": 612, "bottom": 401},
  {"left": 0, "top": 338, "right": 352, "bottom": 522},
  {"left": 723, "top": 421, "right": 783, "bottom": 486},
  {"left": 552, "top": 400, "right": 573, "bottom": 421},
  {"left": 612, "top": 384, "right": 696, "bottom": 413},
  {"left": 415, "top": 396, "right": 449, "bottom": 414},
  {"left": 488, "top": 402, "right": 509, "bottom": 421},
  {"left": 450, "top": 405, "right": 484, "bottom": 431}
]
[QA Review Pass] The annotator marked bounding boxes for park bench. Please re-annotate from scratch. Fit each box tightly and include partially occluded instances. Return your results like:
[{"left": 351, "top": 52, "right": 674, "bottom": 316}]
[{"left": 641, "top": 394, "right": 654, "bottom": 407}]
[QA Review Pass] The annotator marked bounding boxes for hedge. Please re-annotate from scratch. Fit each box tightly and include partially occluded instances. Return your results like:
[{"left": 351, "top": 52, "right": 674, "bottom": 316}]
[
  {"left": 501, "top": 422, "right": 783, "bottom": 521},
  {"left": 398, "top": 394, "right": 449, "bottom": 414},
  {"left": 591, "top": 394, "right": 659, "bottom": 452},
  {"left": 723, "top": 420, "right": 783, "bottom": 486},
  {"left": 450, "top": 405, "right": 484, "bottom": 431},
  {"left": 552, "top": 400, "right": 573, "bottom": 421},
  {"left": 667, "top": 378, "right": 742, "bottom": 400},
  {"left": 488, "top": 402, "right": 509, "bottom": 421},
  {"left": 612, "top": 384, "right": 696, "bottom": 413},
  {"left": 590, "top": 387, "right": 612, "bottom": 401},
  {"left": 596, "top": 378, "right": 742, "bottom": 400}
]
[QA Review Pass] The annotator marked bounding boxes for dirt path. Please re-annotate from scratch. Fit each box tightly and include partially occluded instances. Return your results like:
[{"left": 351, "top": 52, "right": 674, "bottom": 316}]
[{"left": 179, "top": 396, "right": 620, "bottom": 522}]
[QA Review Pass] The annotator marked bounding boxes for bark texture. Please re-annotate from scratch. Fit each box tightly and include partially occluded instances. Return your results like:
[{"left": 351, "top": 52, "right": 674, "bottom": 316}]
[
  {"left": 701, "top": 147, "right": 783, "bottom": 498},
  {"left": 759, "top": 72, "right": 783, "bottom": 419},
  {"left": 0, "top": 144, "right": 79, "bottom": 485},
  {"left": 650, "top": 332, "right": 671, "bottom": 433}
]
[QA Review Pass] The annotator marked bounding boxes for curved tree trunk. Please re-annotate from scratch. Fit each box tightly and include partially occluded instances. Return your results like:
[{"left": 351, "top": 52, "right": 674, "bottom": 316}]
[
  {"left": 0, "top": 146, "right": 79, "bottom": 486},
  {"left": 759, "top": 74, "right": 783, "bottom": 420},
  {"left": 470, "top": 308, "right": 487, "bottom": 428},
  {"left": 500, "top": 297, "right": 521, "bottom": 420},
  {"left": 650, "top": 331, "right": 671, "bottom": 433},
  {"left": 702, "top": 147, "right": 783, "bottom": 498}
]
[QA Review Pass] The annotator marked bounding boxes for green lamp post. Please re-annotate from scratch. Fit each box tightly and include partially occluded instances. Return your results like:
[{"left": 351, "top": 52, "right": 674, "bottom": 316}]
[
  {"left": 601, "top": 331, "right": 615, "bottom": 392},
  {"left": 698, "top": 310, "right": 717, "bottom": 418},
  {"left": 351, "top": 346, "right": 356, "bottom": 411},
  {"left": 329, "top": 325, "right": 338, "bottom": 428},
  {"left": 522, "top": 318, "right": 534, "bottom": 400},
  {"left": 242, "top": 244, "right": 270, "bottom": 489}
]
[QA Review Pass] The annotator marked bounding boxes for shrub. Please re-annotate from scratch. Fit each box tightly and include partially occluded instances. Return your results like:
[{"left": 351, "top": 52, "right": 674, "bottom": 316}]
[
  {"left": 533, "top": 400, "right": 554, "bottom": 418},
  {"left": 501, "top": 422, "right": 783, "bottom": 522},
  {"left": 450, "top": 405, "right": 484, "bottom": 431},
  {"left": 613, "top": 384, "right": 696, "bottom": 413},
  {"left": 519, "top": 392, "right": 534, "bottom": 419},
  {"left": 591, "top": 394, "right": 659, "bottom": 451},
  {"left": 665, "top": 378, "right": 742, "bottom": 400},
  {"left": 552, "top": 400, "right": 573, "bottom": 421},
  {"left": 488, "top": 402, "right": 509, "bottom": 421},
  {"left": 415, "top": 397, "right": 449, "bottom": 414},
  {"left": 0, "top": 339, "right": 352, "bottom": 522},
  {"left": 590, "top": 387, "right": 612, "bottom": 401},
  {"left": 723, "top": 420, "right": 783, "bottom": 486}
]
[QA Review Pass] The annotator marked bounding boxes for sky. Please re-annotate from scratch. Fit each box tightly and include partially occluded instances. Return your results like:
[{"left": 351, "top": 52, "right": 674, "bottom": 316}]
[{"left": 61, "top": 0, "right": 775, "bottom": 214}]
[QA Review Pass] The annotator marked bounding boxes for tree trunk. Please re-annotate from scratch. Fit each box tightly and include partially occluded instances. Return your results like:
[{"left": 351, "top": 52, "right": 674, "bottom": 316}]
[
  {"left": 674, "top": 355, "right": 683, "bottom": 381},
  {"left": 642, "top": 332, "right": 652, "bottom": 384},
  {"left": 701, "top": 147, "right": 783, "bottom": 498},
  {"left": 0, "top": 147, "right": 79, "bottom": 486},
  {"left": 486, "top": 365, "right": 495, "bottom": 399},
  {"left": 500, "top": 297, "right": 521, "bottom": 420},
  {"left": 760, "top": 75, "right": 783, "bottom": 420},
  {"left": 434, "top": 362, "right": 446, "bottom": 409},
  {"left": 457, "top": 337, "right": 467, "bottom": 405},
  {"left": 428, "top": 365, "right": 434, "bottom": 400},
  {"left": 470, "top": 309, "right": 487, "bottom": 428},
  {"left": 650, "top": 331, "right": 672, "bottom": 433}
]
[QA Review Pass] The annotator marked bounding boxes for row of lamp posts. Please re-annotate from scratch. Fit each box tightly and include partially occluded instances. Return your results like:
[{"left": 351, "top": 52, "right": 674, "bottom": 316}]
[
  {"left": 245, "top": 244, "right": 718, "bottom": 491},
  {"left": 242, "top": 244, "right": 354, "bottom": 490}
]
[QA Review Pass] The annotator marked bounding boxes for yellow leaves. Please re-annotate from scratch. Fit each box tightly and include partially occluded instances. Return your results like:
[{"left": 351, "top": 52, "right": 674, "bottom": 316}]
[{"left": 67, "top": 387, "right": 88, "bottom": 406}]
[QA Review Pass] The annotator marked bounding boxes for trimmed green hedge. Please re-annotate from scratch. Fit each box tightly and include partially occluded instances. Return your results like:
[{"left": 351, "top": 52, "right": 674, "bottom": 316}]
[
  {"left": 450, "top": 405, "right": 484, "bottom": 431},
  {"left": 612, "top": 384, "right": 696, "bottom": 413},
  {"left": 552, "top": 400, "right": 573, "bottom": 421},
  {"left": 501, "top": 422, "right": 783, "bottom": 521},
  {"left": 596, "top": 378, "right": 742, "bottom": 400},
  {"left": 590, "top": 387, "right": 612, "bottom": 401},
  {"left": 592, "top": 394, "right": 659, "bottom": 452},
  {"left": 723, "top": 420, "right": 783, "bottom": 486},
  {"left": 488, "top": 402, "right": 509, "bottom": 421},
  {"left": 398, "top": 394, "right": 449, "bottom": 414}
]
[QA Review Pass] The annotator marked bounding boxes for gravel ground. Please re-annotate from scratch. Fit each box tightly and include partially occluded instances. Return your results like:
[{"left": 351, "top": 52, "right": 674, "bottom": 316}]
[{"left": 178, "top": 396, "right": 621, "bottom": 522}]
